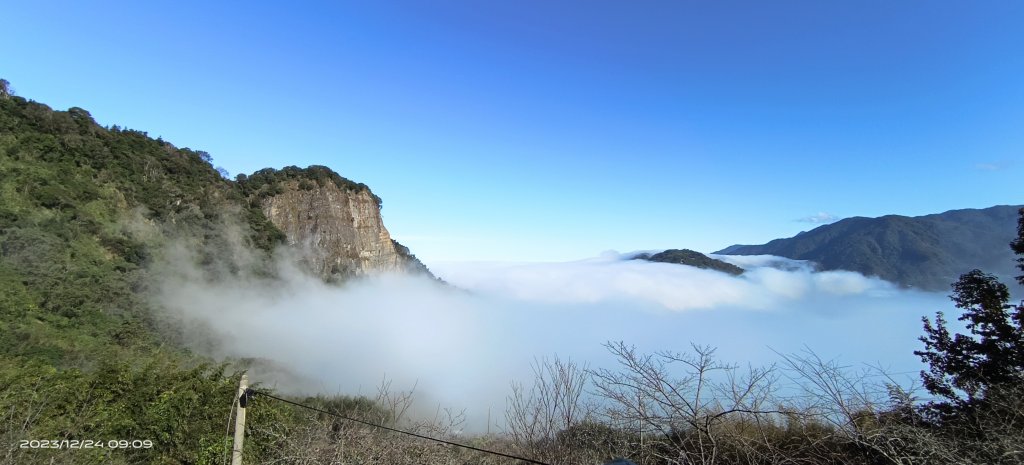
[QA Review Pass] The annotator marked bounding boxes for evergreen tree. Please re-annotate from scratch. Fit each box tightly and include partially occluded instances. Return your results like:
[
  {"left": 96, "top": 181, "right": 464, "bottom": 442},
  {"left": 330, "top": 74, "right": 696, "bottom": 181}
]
[
  {"left": 1012, "top": 207, "right": 1024, "bottom": 286},
  {"left": 915, "top": 208, "right": 1024, "bottom": 413}
]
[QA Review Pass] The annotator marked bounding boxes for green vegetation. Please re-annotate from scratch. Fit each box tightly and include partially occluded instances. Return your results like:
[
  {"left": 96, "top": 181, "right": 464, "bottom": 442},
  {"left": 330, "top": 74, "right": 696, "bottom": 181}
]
[
  {"left": 0, "top": 92, "right": 283, "bottom": 363},
  {"left": 1, "top": 357, "right": 294, "bottom": 465},
  {"left": 633, "top": 249, "right": 744, "bottom": 275},
  {"left": 237, "top": 164, "right": 383, "bottom": 209},
  {"left": 391, "top": 239, "right": 433, "bottom": 275},
  {"left": 0, "top": 87, "right": 365, "bottom": 464},
  {"left": 910, "top": 209, "right": 1024, "bottom": 461}
]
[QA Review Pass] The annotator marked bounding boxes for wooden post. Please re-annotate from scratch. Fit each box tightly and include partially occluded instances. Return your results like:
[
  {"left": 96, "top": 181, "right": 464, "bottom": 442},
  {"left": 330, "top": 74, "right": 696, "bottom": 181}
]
[{"left": 230, "top": 374, "right": 248, "bottom": 465}]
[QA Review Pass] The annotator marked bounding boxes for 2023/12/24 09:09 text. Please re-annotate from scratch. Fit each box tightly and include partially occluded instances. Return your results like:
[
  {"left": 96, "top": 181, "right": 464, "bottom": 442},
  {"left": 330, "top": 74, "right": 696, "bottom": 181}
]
[{"left": 20, "top": 439, "right": 154, "bottom": 449}]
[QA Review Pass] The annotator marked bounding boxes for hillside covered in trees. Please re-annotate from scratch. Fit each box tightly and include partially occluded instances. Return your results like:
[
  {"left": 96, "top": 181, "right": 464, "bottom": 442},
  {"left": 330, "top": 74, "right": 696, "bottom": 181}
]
[
  {"left": 632, "top": 249, "right": 744, "bottom": 275},
  {"left": 716, "top": 206, "right": 1022, "bottom": 290},
  {"left": 0, "top": 83, "right": 429, "bottom": 464}
]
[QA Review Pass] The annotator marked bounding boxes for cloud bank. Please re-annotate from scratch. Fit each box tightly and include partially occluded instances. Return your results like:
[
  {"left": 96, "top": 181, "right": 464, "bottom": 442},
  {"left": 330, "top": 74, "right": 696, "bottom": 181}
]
[
  {"left": 430, "top": 253, "right": 894, "bottom": 311},
  {"left": 155, "top": 249, "right": 949, "bottom": 431}
]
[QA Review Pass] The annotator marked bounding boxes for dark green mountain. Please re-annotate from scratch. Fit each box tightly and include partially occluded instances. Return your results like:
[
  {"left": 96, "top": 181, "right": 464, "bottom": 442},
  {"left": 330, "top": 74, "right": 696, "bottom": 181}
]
[
  {"left": 632, "top": 249, "right": 744, "bottom": 276},
  {"left": 714, "top": 206, "right": 1022, "bottom": 290}
]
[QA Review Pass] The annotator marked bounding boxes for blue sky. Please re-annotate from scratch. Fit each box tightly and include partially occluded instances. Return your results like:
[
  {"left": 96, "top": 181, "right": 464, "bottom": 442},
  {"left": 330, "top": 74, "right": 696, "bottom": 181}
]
[{"left": 3, "top": 1, "right": 1022, "bottom": 263}]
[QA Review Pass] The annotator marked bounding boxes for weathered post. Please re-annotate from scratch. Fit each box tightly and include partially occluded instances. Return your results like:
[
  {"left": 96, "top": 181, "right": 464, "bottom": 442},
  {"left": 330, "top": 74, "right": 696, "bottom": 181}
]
[{"left": 230, "top": 374, "right": 248, "bottom": 465}]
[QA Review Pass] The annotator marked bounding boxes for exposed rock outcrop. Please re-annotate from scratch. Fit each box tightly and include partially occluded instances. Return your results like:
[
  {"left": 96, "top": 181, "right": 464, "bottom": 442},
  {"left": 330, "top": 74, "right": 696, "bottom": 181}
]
[{"left": 241, "top": 166, "right": 432, "bottom": 280}]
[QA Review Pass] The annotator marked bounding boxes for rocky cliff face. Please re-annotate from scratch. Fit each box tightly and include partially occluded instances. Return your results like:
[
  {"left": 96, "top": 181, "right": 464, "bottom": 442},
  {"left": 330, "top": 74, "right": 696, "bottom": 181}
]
[{"left": 246, "top": 168, "right": 431, "bottom": 280}]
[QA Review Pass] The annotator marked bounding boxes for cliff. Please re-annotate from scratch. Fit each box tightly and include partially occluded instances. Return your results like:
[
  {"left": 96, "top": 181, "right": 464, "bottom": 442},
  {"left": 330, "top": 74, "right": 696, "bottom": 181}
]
[{"left": 240, "top": 166, "right": 432, "bottom": 280}]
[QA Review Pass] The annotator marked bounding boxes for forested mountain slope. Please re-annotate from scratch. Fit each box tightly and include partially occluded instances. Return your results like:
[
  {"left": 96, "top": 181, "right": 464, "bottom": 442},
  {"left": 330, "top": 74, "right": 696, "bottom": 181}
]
[{"left": 716, "top": 206, "right": 1022, "bottom": 290}]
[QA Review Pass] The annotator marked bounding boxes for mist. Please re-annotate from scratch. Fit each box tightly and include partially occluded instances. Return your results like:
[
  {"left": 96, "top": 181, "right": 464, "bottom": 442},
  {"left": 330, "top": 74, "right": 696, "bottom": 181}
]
[{"left": 155, "top": 249, "right": 951, "bottom": 432}]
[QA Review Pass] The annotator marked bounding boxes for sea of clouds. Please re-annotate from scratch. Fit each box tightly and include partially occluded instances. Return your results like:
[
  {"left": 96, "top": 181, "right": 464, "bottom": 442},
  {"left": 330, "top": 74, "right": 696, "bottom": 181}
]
[
  {"left": 156, "top": 249, "right": 952, "bottom": 431},
  {"left": 431, "top": 252, "right": 897, "bottom": 310}
]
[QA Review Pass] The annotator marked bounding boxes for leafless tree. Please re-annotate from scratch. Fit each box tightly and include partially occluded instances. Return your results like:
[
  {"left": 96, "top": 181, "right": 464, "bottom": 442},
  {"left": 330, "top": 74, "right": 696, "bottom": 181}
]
[
  {"left": 771, "top": 348, "right": 1012, "bottom": 465},
  {"left": 590, "top": 341, "right": 780, "bottom": 465},
  {"left": 506, "top": 355, "right": 601, "bottom": 464}
]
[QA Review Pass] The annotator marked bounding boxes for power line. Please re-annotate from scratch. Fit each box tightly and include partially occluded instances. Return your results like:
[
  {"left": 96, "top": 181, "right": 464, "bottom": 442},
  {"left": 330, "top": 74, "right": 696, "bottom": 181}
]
[
  {"left": 248, "top": 389, "right": 555, "bottom": 465},
  {"left": 222, "top": 388, "right": 237, "bottom": 465}
]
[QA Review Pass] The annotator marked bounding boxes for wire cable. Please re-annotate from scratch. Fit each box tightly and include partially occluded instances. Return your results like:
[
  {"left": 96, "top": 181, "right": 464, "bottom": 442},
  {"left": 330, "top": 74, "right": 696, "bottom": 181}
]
[
  {"left": 222, "top": 387, "right": 237, "bottom": 465},
  {"left": 250, "top": 389, "right": 554, "bottom": 465}
]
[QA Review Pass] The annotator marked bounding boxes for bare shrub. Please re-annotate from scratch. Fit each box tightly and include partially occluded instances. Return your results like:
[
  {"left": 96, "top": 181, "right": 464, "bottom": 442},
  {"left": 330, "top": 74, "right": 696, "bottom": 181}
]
[
  {"left": 506, "top": 355, "right": 601, "bottom": 464},
  {"left": 590, "top": 342, "right": 780, "bottom": 465}
]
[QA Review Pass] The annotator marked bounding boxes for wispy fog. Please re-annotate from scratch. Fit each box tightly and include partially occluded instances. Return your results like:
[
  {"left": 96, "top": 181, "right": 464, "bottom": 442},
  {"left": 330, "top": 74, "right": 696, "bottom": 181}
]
[{"left": 155, "top": 249, "right": 951, "bottom": 431}]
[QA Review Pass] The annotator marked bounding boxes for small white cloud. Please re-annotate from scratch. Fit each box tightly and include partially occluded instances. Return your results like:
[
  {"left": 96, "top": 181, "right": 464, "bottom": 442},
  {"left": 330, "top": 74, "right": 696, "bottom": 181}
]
[
  {"left": 974, "top": 161, "right": 1011, "bottom": 171},
  {"left": 796, "top": 212, "right": 839, "bottom": 224},
  {"left": 710, "top": 254, "right": 812, "bottom": 271}
]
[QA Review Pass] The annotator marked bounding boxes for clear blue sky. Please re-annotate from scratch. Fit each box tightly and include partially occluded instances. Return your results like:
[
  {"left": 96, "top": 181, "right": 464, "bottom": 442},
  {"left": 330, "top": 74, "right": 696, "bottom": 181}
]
[{"left": 3, "top": 1, "right": 1021, "bottom": 263}]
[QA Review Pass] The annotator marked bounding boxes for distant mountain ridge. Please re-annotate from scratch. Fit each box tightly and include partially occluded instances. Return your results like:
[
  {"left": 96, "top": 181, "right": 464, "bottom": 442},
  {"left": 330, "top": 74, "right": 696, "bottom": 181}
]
[{"left": 714, "top": 206, "right": 1022, "bottom": 290}]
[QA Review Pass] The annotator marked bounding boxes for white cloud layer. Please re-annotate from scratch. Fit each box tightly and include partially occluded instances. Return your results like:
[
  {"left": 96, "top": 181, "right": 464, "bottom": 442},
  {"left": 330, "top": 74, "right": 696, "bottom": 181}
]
[
  {"left": 156, "top": 250, "right": 950, "bottom": 431},
  {"left": 431, "top": 253, "right": 894, "bottom": 311}
]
